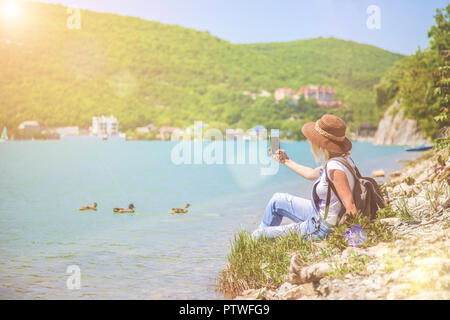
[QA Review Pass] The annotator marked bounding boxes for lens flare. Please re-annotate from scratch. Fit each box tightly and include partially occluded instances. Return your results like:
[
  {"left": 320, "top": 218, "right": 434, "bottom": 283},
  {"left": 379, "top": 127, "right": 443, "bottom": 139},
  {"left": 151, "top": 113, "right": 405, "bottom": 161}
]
[{"left": 3, "top": 1, "right": 19, "bottom": 19}]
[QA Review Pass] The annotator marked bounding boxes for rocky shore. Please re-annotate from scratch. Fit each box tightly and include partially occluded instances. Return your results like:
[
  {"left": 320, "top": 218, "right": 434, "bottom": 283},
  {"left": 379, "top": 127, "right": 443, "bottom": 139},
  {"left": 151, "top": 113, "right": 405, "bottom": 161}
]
[
  {"left": 233, "top": 147, "right": 449, "bottom": 300},
  {"left": 373, "top": 100, "right": 430, "bottom": 147}
]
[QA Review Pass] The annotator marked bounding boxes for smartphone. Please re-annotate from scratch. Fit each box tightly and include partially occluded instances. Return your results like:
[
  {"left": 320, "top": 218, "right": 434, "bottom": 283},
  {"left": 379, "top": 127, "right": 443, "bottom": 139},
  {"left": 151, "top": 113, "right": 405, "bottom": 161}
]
[{"left": 270, "top": 136, "right": 280, "bottom": 154}]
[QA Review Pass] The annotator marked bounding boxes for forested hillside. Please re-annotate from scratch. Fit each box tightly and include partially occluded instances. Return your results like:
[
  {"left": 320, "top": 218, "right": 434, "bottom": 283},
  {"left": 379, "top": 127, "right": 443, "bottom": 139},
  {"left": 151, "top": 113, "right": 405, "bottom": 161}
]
[
  {"left": 242, "top": 38, "right": 403, "bottom": 125},
  {"left": 375, "top": 5, "right": 449, "bottom": 138},
  {"left": 0, "top": 2, "right": 404, "bottom": 136}
]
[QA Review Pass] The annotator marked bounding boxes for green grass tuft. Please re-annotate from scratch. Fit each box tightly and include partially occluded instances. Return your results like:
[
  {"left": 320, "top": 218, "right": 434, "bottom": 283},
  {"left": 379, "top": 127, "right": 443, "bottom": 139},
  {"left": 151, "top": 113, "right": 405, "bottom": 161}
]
[
  {"left": 394, "top": 197, "right": 415, "bottom": 222},
  {"left": 376, "top": 205, "right": 397, "bottom": 218}
]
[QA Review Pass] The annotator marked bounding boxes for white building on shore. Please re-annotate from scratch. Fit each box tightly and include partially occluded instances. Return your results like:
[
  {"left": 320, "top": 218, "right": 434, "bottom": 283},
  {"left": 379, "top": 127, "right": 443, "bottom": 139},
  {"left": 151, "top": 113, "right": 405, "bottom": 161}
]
[
  {"left": 91, "top": 115, "right": 119, "bottom": 137},
  {"left": 18, "top": 121, "right": 40, "bottom": 132},
  {"left": 56, "top": 126, "right": 79, "bottom": 137},
  {"left": 79, "top": 115, "right": 126, "bottom": 141}
]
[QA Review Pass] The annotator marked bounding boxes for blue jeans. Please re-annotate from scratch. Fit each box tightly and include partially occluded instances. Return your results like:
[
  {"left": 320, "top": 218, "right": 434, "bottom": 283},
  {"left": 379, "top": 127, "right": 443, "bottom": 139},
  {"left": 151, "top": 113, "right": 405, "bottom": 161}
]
[{"left": 252, "top": 192, "right": 331, "bottom": 240}]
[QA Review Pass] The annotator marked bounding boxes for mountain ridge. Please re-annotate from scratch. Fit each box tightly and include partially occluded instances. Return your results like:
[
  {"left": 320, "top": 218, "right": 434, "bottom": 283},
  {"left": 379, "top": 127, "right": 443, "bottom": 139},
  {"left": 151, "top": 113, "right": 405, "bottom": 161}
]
[{"left": 0, "top": 2, "right": 405, "bottom": 135}]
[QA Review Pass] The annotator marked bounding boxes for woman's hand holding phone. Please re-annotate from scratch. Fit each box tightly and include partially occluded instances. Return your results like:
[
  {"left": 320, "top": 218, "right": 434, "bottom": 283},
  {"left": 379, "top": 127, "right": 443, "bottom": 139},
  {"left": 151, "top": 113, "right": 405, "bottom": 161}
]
[{"left": 268, "top": 148, "right": 289, "bottom": 164}]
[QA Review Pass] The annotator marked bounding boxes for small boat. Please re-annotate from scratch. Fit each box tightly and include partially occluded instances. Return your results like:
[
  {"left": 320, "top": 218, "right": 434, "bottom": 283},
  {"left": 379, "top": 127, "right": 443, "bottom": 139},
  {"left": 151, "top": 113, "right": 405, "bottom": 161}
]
[
  {"left": 0, "top": 127, "right": 8, "bottom": 142},
  {"left": 406, "top": 142, "right": 433, "bottom": 152}
]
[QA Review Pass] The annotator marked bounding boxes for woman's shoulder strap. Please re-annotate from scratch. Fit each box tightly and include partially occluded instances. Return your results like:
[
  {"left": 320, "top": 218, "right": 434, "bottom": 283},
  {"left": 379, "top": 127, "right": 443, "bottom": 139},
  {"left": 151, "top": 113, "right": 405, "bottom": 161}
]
[{"left": 325, "top": 157, "right": 360, "bottom": 179}]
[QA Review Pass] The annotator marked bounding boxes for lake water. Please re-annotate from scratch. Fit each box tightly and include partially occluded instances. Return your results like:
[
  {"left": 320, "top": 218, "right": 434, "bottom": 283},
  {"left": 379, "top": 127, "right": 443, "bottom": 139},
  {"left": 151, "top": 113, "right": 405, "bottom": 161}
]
[{"left": 0, "top": 141, "right": 418, "bottom": 299}]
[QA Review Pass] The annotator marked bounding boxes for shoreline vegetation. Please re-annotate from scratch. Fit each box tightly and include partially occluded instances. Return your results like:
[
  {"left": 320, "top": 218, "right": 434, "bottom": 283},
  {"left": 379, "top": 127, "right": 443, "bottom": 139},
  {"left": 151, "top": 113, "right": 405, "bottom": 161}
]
[{"left": 217, "top": 134, "right": 449, "bottom": 300}]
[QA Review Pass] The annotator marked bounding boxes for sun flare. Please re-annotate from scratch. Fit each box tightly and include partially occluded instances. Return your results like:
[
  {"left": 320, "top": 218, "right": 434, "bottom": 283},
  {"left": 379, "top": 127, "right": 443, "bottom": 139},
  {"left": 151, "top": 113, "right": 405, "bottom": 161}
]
[{"left": 2, "top": 1, "right": 19, "bottom": 19}]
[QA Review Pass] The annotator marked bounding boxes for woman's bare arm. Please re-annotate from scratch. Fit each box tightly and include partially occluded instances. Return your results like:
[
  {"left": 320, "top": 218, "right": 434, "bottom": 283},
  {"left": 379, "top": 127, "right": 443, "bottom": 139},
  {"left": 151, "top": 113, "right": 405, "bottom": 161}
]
[
  {"left": 284, "top": 159, "right": 321, "bottom": 181},
  {"left": 329, "top": 169, "right": 357, "bottom": 214},
  {"left": 270, "top": 149, "right": 320, "bottom": 181}
]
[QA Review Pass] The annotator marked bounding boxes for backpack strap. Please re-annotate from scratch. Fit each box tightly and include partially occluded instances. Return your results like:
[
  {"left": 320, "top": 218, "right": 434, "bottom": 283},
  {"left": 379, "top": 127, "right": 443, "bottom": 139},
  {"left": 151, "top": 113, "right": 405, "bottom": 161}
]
[
  {"left": 323, "top": 182, "right": 332, "bottom": 222},
  {"left": 323, "top": 162, "right": 344, "bottom": 222},
  {"left": 323, "top": 157, "right": 357, "bottom": 224},
  {"left": 328, "top": 156, "right": 360, "bottom": 180}
]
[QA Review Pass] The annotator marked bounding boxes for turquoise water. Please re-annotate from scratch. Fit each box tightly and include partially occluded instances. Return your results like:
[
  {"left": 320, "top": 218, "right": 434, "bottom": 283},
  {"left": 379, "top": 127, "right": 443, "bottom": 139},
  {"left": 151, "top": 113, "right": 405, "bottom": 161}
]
[{"left": 0, "top": 141, "right": 417, "bottom": 299}]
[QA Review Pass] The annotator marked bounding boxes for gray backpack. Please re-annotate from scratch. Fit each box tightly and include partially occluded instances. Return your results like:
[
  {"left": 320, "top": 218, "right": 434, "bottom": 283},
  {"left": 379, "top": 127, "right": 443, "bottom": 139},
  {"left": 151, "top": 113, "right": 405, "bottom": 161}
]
[{"left": 323, "top": 157, "right": 386, "bottom": 225}]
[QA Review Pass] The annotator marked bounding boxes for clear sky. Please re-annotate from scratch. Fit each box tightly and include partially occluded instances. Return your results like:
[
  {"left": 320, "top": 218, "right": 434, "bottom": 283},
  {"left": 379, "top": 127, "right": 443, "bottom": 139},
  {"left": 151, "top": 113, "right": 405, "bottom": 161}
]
[{"left": 29, "top": 0, "right": 448, "bottom": 55}]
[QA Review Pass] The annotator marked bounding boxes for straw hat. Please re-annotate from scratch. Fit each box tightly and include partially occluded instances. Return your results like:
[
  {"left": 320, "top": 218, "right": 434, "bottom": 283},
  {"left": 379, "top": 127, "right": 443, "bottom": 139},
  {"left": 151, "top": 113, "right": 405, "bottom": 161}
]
[{"left": 301, "top": 114, "right": 352, "bottom": 154}]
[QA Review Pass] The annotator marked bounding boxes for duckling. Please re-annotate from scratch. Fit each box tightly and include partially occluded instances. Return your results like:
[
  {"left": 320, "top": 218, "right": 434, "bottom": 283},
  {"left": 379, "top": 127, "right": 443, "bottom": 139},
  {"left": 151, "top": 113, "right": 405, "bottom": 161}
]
[
  {"left": 113, "top": 204, "right": 135, "bottom": 214},
  {"left": 79, "top": 202, "right": 97, "bottom": 211},
  {"left": 169, "top": 203, "right": 190, "bottom": 214}
]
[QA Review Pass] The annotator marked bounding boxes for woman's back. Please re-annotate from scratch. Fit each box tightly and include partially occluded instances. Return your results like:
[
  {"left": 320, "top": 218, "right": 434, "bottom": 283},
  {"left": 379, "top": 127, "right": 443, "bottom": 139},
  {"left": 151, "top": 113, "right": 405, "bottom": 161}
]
[{"left": 315, "top": 156, "right": 357, "bottom": 225}]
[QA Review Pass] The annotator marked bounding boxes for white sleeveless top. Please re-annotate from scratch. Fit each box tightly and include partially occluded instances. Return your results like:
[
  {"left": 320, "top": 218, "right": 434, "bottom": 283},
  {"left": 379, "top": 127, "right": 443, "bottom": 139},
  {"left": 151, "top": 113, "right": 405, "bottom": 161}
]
[{"left": 316, "top": 157, "right": 356, "bottom": 225}]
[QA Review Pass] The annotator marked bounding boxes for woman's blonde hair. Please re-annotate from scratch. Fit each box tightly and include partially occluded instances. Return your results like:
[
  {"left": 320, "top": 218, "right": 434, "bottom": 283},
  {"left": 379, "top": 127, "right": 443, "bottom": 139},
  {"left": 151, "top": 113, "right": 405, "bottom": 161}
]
[{"left": 309, "top": 141, "right": 350, "bottom": 164}]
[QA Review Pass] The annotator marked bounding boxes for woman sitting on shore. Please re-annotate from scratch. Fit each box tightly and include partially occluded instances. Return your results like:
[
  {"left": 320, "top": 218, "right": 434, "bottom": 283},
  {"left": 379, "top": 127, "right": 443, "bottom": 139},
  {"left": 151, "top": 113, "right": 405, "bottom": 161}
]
[{"left": 253, "top": 114, "right": 358, "bottom": 240}]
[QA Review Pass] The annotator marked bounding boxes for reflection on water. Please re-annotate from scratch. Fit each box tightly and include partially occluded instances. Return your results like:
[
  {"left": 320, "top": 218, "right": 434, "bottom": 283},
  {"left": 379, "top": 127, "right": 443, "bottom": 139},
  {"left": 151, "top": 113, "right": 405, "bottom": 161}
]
[{"left": 0, "top": 141, "right": 417, "bottom": 299}]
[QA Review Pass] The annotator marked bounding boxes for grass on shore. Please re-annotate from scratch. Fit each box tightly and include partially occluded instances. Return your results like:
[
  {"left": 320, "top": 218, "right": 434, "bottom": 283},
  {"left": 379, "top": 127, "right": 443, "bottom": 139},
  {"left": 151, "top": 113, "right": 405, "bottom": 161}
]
[{"left": 217, "top": 214, "right": 394, "bottom": 297}]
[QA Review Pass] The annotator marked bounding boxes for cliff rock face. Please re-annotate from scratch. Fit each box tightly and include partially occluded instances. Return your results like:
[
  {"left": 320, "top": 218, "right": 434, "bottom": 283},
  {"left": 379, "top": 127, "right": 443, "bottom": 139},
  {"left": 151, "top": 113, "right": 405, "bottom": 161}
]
[{"left": 373, "top": 100, "right": 429, "bottom": 146}]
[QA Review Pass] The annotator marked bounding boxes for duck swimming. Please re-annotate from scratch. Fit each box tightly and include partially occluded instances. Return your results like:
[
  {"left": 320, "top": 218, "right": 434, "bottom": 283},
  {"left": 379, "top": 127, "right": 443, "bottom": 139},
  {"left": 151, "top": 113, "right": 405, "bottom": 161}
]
[
  {"left": 79, "top": 202, "right": 97, "bottom": 211},
  {"left": 169, "top": 203, "right": 190, "bottom": 214},
  {"left": 113, "top": 204, "right": 135, "bottom": 214}
]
